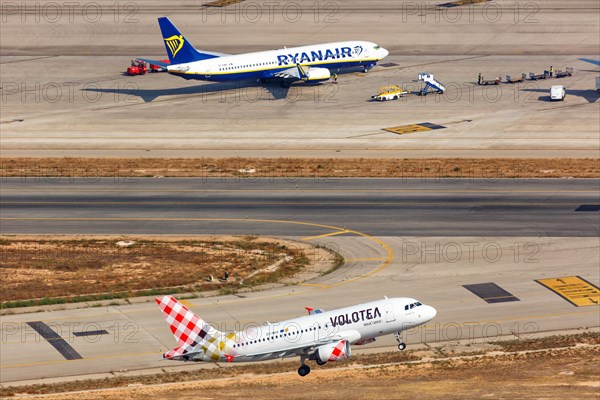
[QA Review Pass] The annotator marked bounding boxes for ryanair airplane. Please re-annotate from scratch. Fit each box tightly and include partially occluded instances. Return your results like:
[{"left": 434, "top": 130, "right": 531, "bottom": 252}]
[
  {"left": 156, "top": 295, "right": 436, "bottom": 376},
  {"left": 140, "top": 17, "right": 389, "bottom": 87}
]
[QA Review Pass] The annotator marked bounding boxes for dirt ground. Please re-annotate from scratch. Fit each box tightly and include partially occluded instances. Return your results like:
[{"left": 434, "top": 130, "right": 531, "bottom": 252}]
[
  {"left": 5, "top": 341, "right": 599, "bottom": 399},
  {"left": 1, "top": 158, "right": 598, "bottom": 178},
  {"left": 0, "top": 236, "right": 320, "bottom": 303}
]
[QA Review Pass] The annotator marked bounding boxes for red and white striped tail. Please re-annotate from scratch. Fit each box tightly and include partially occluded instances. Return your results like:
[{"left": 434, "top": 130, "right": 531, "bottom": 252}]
[{"left": 155, "top": 296, "right": 217, "bottom": 348}]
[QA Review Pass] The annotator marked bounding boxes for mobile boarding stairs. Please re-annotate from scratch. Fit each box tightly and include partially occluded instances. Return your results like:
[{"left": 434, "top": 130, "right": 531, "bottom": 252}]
[{"left": 417, "top": 72, "right": 446, "bottom": 95}]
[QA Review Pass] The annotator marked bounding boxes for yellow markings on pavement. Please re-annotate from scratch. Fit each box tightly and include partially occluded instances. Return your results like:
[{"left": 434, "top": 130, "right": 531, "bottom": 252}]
[
  {"left": 0, "top": 218, "right": 393, "bottom": 314},
  {"left": 301, "top": 230, "right": 349, "bottom": 241},
  {"left": 536, "top": 276, "right": 600, "bottom": 307},
  {"left": 383, "top": 122, "right": 446, "bottom": 135},
  {"left": 298, "top": 283, "right": 330, "bottom": 288},
  {"left": 204, "top": 0, "right": 244, "bottom": 7},
  {"left": 179, "top": 299, "right": 194, "bottom": 309}
]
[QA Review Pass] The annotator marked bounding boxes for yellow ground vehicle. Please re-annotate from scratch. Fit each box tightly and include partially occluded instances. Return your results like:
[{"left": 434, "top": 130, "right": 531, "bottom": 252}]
[{"left": 371, "top": 85, "right": 409, "bottom": 101}]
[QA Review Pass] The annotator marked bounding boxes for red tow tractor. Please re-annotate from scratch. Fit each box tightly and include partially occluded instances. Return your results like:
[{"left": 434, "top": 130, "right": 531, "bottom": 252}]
[
  {"left": 127, "top": 59, "right": 147, "bottom": 76},
  {"left": 127, "top": 59, "right": 170, "bottom": 75}
]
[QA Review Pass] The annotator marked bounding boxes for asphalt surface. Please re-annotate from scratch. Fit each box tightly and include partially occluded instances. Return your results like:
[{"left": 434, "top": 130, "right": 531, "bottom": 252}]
[
  {"left": 1, "top": 178, "right": 599, "bottom": 237},
  {"left": 2, "top": 0, "right": 599, "bottom": 159},
  {"left": 1, "top": 178, "right": 599, "bottom": 385}
]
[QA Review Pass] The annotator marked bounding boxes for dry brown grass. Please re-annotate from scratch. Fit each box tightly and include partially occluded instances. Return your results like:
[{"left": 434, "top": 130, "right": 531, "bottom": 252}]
[
  {"left": 1, "top": 157, "right": 598, "bottom": 178},
  {"left": 3, "top": 333, "right": 599, "bottom": 399},
  {"left": 0, "top": 236, "right": 311, "bottom": 302}
]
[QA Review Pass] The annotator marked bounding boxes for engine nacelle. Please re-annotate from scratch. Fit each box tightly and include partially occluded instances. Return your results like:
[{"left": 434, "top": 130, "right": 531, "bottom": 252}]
[
  {"left": 315, "top": 340, "right": 351, "bottom": 363},
  {"left": 304, "top": 67, "right": 331, "bottom": 82}
]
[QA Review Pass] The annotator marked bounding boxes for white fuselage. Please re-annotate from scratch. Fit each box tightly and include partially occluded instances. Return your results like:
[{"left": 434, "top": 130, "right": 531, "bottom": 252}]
[
  {"left": 226, "top": 297, "right": 435, "bottom": 362},
  {"left": 167, "top": 41, "right": 389, "bottom": 81}
]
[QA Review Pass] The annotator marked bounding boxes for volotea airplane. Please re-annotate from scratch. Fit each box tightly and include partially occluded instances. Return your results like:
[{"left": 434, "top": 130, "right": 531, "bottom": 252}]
[
  {"left": 156, "top": 295, "right": 436, "bottom": 376},
  {"left": 139, "top": 17, "right": 390, "bottom": 87}
]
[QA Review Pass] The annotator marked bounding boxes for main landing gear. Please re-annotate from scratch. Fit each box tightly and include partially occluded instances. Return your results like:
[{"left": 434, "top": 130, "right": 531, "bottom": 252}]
[
  {"left": 298, "top": 364, "right": 311, "bottom": 376},
  {"left": 395, "top": 332, "right": 406, "bottom": 351},
  {"left": 298, "top": 355, "right": 311, "bottom": 376}
]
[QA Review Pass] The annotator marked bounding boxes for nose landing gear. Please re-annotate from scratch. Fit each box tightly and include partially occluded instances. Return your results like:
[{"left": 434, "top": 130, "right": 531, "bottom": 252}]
[{"left": 395, "top": 332, "right": 407, "bottom": 351}]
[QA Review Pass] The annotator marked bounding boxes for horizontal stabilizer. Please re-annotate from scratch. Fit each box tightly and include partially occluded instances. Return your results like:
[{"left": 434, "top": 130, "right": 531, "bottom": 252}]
[{"left": 137, "top": 58, "right": 170, "bottom": 67}]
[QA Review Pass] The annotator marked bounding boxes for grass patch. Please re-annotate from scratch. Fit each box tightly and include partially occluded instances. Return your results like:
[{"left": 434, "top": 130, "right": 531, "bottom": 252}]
[{"left": 0, "top": 236, "right": 317, "bottom": 308}]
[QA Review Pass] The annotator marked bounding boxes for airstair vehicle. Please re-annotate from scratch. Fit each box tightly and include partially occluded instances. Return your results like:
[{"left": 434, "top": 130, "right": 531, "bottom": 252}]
[{"left": 417, "top": 72, "right": 446, "bottom": 95}]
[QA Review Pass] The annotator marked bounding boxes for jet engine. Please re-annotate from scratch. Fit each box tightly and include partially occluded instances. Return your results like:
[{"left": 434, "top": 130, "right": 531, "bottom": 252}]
[
  {"left": 304, "top": 67, "right": 331, "bottom": 82},
  {"left": 312, "top": 340, "right": 351, "bottom": 364}
]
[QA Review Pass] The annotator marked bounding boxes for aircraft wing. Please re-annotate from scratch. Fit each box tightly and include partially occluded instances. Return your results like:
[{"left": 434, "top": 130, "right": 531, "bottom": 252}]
[
  {"left": 233, "top": 337, "right": 343, "bottom": 360},
  {"left": 580, "top": 58, "right": 600, "bottom": 66},
  {"left": 272, "top": 65, "right": 304, "bottom": 80},
  {"left": 137, "top": 58, "right": 170, "bottom": 67}
]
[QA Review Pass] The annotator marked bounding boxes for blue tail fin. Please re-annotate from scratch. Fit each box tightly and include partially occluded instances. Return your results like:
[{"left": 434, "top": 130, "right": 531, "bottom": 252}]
[{"left": 158, "top": 17, "right": 221, "bottom": 64}]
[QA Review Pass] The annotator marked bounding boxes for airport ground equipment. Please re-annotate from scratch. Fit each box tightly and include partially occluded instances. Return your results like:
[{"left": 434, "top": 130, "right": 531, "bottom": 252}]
[
  {"left": 479, "top": 76, "right": 500, "bottom": 85},
  {"left": 550, "top": 85, "right": 566, "bottom": 101},
  {"left": 506, "top": 73, "right": 526, "bottom": 83},
  {"left": 595, "top": 77, "right": 600, "bottom": 92},
  {"left": 149, "top": 59, "right": 170, "bottom": 72},
  {"left": 417, "top": 72, "right": 445, "bottom": 95},
  {"left": 554, "top": 67, "right": 573, "bottom": 78},
  {"left": 529, "top": 71, "right": 549, "bottom": 80},
  {"left": 127, "top": 60, "right": 148, "bottom": 76},
  {"left": 371, "top": 85, "right": 409, "bottom": 101}
]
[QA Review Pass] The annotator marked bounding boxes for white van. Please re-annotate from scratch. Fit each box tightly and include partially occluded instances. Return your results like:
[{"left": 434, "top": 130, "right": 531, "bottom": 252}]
[{"left": 550, "top": 85, "right": 566, "bottom": 101}]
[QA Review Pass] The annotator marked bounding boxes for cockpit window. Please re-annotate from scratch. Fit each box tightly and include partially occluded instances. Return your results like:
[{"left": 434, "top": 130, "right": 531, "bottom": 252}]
[
  {"left": 405, "top": 302, "right": 423, "bottom": 311},
  {"left": 374, "top": 46, "right": 381, "bottom": 50}
]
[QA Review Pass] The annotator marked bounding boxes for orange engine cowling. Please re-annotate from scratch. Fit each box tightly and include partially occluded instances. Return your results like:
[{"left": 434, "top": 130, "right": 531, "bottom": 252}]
[{"left": 316, "top": 340, "right": 351, "bottom": 363}]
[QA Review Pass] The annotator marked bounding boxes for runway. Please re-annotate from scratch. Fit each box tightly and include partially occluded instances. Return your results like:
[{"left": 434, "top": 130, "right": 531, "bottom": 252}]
[
  {"left": 1, "top": 178, "right": 599, "bottom": 385},
  {"left": 1, "top": 178, "right": 599, "bottom": 236}
]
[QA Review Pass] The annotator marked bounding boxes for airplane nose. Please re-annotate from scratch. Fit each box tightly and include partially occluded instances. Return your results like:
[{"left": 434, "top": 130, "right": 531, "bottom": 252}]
[
  {"left": 425, "top": 305, "right": 437, "bottom": 321},
  {"left": 380, "top": 47, "right": 389, "bottom": 59}
]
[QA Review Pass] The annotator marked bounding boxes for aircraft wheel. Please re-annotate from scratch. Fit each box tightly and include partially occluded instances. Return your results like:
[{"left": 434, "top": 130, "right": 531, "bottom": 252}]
[
  {"left": 316, "top": 359, "right": 327, "bottom": 366},
  {"left": 298, "top": 364, "right": 311, "bottom": 376},
  {"left": 363, "top": 67, "right": 369, "bottom": 73},
  {"left": 398, "top": 342, "right": 406, "bottom": 351}
]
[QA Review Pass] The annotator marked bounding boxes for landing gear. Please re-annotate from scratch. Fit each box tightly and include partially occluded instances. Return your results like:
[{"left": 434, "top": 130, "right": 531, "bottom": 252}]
[
  {"left": 362, "top": 67, "right": 369, "bottom": 73},
  {"left": 298, "top": 355, "right": 311, "bottom": 376},
  {"left": 395, "top": 332, "right": 406, "bottom": 350},
  {"left": 298, "top": 364, "right": 311, "bottom": 376},
  {"left": 316, "top": 359, "right": 327, "bottom": 366}
]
